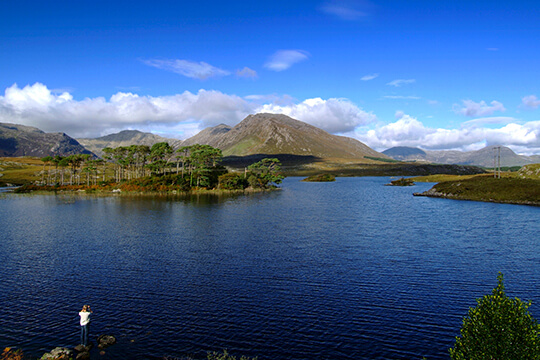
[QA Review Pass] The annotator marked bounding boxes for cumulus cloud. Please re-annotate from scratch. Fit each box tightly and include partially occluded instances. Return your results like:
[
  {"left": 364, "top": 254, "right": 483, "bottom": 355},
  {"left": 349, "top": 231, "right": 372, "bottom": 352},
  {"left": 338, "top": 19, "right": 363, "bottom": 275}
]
[
  {"left": 319, "top": 0, "right": 373, "bottom": 21},
  {"left": 387, "top": 79, "right": 415, "bottom": 87},
  {"left": 361, "top": 73, "right": 379, "bottom": 81},
  {"left": 236, "top": 67, "right": 258, "bottom": 79},
  {"left": 0, "top": 83, "right": 252, "bottom": 138},
  {"left": 264, "top": 50, "right": 309, "bottom": 72},
  {"left": 257, "top": 97, "right": 376, "bottom": 133},
  {"left": 453, "top": 99, "right": 506, "bottom": 117},
  {"left": 142, "top": 58, "right": 230, "bottom": 80},
  {"left": 0, "top": 82, "right": 375, "bottom": 139},
  {"left": 353, "top": 113, "right": 540, "bottom": 154},
  {"left": 522, "top": 95, "right": 540, "bottom": 109}
]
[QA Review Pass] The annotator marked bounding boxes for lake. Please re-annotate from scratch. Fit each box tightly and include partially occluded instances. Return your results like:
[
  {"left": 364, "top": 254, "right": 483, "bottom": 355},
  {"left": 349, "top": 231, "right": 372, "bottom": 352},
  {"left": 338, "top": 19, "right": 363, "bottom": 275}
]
[{"left": 1, "top": 177, "right": 539, "bottom": 360}]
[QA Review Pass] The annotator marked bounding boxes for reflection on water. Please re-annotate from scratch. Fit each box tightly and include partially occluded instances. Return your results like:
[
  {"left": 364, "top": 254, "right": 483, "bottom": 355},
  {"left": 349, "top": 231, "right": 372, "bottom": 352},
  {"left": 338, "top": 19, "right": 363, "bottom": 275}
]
[{"left": 0, "top": 177, "right": 539, "bottom": 360}]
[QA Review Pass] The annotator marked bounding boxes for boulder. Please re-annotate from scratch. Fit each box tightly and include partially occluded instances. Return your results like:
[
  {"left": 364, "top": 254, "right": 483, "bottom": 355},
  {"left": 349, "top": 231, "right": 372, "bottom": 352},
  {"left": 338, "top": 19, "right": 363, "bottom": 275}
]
[
  {"left": 75, "top": 352, "right": 90, "bottom": 360},
  {"left": 41, "top": 347, "right": 73, "bottom": 359},
  {"left": 97, "top": 334, "right": 117, "bottom": 349}
]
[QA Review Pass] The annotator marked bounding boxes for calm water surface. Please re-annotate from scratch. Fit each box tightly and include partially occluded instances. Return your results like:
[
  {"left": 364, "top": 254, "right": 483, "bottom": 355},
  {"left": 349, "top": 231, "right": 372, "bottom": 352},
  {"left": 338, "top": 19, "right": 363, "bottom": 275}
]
[{"left": 1, "top": 177, "right": 539, "bottom": 360}]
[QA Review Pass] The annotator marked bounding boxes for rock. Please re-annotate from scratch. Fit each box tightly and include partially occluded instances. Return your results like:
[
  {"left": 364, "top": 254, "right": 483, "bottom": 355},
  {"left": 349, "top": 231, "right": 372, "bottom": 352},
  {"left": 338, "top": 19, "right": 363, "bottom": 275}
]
[
  {"left": 74, "top": 344, "right": 93, "bottom": 352},
  {"left": 76, "top": 352, "right": 90, "bottom": 360},
  {"left": 41, "top": 347, "right": 73, "bottom": 359},
  {"left": 97, "top": 334, "right": 117, "bottom": 349}
]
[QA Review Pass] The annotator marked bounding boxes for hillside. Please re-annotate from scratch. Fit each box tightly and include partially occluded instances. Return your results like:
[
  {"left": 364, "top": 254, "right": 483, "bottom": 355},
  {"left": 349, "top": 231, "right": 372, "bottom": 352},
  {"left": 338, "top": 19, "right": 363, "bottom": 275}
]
[
  {"left": 0, "top": 122, "right": 94, "bottom": 158},
  {"left": 183, "top": 113, "right": 388, "bottom": 159},
  {"left": 77, "top": 130, "right": 180, "bottom": 157},
  {"left": 383, "top": 145, "right": 537, "bottom": 167}
]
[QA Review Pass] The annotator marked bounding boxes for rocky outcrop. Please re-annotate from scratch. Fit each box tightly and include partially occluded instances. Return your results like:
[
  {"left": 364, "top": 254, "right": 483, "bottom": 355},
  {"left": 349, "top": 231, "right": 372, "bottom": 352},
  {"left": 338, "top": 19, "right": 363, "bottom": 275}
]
[
  {"left": 97, "top": 334, "right": 117, "bottom": 349},
  {"left": 0, "top": 122, "right": 94, "bottom": 158},
  {"left": 41, "top": 347, "right": 73, "bottom": 360}
]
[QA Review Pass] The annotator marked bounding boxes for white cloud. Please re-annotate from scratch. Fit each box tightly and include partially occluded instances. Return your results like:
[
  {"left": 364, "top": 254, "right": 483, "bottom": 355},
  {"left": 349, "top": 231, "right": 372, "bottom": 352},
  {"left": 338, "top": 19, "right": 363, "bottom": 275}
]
[
  {"left": 319, "top": 0, "right": 372, "bottom": 21},
  {"left": 0, "top": 83, "right": 252, "bottom": 138},
  {"left": 453, "top": 99, "right": 506, "bottom": 117},
  {"left": 522, "top": 95, "right": 540, "bottom": 109},
  {"left": 264, "top": 50, "right": 309, "bottom": 72},
  {"left": 387, "top": 79, "right": 416, "bottom": 87},
  {"left": 361, "top": 73, "right": 379, "bottom": 81},
  {"left": 0, "top": 82, "right": 375, "bottom": 139},
  {"left": 142, "top": 58, "right": 230, "bottom": 80},
  {"left": 353, "top": 114, "right": 540, "bottom": 154},
  {"left": 236, "top": 67, "right": 258, "bottom": 79},
  {"left": 257, "top": 97, "right": 376, "bottom": 133}
]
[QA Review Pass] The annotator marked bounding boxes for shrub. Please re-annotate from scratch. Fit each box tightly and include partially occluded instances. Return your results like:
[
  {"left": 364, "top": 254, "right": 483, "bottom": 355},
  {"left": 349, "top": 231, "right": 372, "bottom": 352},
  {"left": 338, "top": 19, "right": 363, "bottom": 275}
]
[
  {"left": 449, "top": 273, "right": 540, "bottom": 359},
  {"left": 1, "top": 348, "right": 24, "bottom": 360},
  {"left": 218, "top": 173, "right": 247, "bottom": 190}
]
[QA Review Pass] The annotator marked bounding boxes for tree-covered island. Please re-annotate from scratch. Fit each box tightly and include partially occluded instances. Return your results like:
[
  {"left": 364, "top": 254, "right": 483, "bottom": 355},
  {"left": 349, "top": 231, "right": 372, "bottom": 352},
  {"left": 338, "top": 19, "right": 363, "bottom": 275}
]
[{"left": 15, "top": 143, "right": 284, "bottom": 194}]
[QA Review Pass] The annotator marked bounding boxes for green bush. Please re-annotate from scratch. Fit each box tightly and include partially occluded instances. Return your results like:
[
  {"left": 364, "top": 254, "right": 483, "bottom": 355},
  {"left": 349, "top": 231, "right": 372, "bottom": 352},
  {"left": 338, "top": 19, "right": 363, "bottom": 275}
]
[
  {"left": 450, "top": 273, "right": 540, "bottom": 359},
  {"left": 218, "top": 173, "right": 247, "bottom": 190}
]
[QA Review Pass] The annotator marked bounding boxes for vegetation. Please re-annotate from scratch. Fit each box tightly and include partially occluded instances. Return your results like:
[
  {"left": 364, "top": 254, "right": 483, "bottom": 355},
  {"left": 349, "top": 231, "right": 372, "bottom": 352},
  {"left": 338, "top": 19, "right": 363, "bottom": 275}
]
[
  {"left": 417, "top": 175, "right": 540, "bottom": 206},
  {"left": 386, "top": 177, "right": 415, "bottom": 186},
  {"left": 302, "top": 173, "right": 336, "bottom": 182},
  {"left": 1, "top": 348, "right": 24, "bottom": 360},
  {"left": 411, "top": 173, "right": 490, "bottom": 183},
  {"left": 363, "top": 156, "right": 400, "bottom": 163},
  {"left": 450, "top": 273, "right": 540, "bottom": 359},
  {"left": 519, "top": 163, "right": 540, "bottom": 180},
  {"left": 8, "top": 144, "right": 284, "bottom": 194}
]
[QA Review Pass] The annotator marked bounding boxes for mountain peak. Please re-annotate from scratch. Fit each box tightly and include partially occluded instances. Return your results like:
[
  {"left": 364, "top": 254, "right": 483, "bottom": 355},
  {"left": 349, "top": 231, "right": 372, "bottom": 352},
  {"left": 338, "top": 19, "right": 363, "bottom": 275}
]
[{"left": 183, "top": 113, "right": 386, "bottom": 159}]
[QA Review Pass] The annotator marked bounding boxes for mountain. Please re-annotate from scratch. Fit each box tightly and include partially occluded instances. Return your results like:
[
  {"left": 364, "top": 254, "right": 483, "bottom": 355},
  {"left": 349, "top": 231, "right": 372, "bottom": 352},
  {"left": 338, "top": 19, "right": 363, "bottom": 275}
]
[
  {"left": 77, "top": 130, "right": 181, "bottom": 157},
  {"left": 0, "top": 122, "right": 94, "bottom": 158},
  {"left": 382, "top": 146, "right": 427, "bottom": 161},
  {"left": 383, "top": 145, "right": 538, "bottom": 167},
  {"left": 182, "top": 113, "right": 387, "bottom": 159}
]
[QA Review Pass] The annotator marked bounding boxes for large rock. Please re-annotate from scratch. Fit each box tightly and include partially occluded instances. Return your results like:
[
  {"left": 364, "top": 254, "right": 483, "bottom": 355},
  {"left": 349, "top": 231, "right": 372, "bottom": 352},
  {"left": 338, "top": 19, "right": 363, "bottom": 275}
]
[
  {"left": 97, "top": 334, "right": 117, "bottom": 349},
  {"left": 41, "top": 347, "right": 73, "bottom": 359}
]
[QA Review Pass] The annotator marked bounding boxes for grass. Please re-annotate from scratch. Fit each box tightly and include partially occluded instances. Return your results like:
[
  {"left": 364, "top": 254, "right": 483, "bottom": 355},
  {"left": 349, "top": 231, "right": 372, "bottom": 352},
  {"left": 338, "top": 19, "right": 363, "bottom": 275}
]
[
  {"left": 421, "top": 175, "right": 540, "bottom": 206},
  {"left": 0, "top": 157, "right": 43, "bottom": 186},
  {"left": 411, "top": 173, "right": 492, "bottom": 183},
  {"left": 301, "top": 173, "right": 336, "bottom": 182}
]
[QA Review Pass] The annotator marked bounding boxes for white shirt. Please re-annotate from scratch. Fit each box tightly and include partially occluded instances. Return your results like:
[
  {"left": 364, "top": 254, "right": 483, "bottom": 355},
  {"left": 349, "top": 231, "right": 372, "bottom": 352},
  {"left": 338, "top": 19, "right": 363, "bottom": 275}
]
[{"left": 79, "top": 311, "right": 91, "bottom": 326}]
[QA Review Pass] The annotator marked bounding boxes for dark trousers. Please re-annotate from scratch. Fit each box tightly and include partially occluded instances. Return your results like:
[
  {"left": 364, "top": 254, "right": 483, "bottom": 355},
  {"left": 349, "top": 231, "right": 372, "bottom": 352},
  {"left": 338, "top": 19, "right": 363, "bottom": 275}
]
[{"left": 81, "top": 324, "right": 90, "bottom": 346}]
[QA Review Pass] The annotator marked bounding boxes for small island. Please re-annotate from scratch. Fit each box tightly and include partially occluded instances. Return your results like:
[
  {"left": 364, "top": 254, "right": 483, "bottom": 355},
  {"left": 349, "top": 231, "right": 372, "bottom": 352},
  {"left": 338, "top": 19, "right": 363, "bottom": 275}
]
[
  {"left": 302, "top": 174, "right": 336, "bottom": 182},
  {"left": 385, "top": 177, "right": 415, "bottom": 186},
  {"left": 9, "top": 144, "right": 285, "bottom": 195}
]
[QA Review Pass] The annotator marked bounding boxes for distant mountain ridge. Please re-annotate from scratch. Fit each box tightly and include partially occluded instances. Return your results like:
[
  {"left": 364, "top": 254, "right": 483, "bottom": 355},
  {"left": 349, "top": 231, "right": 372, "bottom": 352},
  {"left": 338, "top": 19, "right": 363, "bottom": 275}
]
[
  {"left": 383, "top": 146, "right": 539, "bottom": 167},
  {"left": 77, "top": 130, "right": 180, "bottom": 157},
  {"left": 0, "top": 122, "right": 94, "bottom": 158},
  {"left": 182, "top": 113, "right": 387, "bottom": 159}
]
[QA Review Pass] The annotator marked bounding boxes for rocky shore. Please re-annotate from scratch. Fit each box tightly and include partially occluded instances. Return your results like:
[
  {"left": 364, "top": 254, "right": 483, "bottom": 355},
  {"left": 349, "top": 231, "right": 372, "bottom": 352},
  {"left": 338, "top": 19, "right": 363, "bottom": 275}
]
[{"left": 39, "top": 334, "right": 116, "bottom": 360}]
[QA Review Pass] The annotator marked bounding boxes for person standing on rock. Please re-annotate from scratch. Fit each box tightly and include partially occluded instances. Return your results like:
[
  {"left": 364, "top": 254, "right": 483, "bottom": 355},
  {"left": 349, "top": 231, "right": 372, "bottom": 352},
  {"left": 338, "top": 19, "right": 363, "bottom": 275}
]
[{"left": 79, "top": 305, "right": 92, "bottom": 346}]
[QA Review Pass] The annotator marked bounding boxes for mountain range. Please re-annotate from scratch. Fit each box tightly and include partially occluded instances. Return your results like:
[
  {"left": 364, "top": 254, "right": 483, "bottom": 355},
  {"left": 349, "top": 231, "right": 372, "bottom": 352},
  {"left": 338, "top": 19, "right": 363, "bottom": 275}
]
[
  {"left": 2, "top": 114, "right": 539, "bottom": 168},
  {"left": 0, "top": 122, "right": 93, "bottom": 157},
  {"left": 382, "top": 146, "right": 540, "bottom": 168}
]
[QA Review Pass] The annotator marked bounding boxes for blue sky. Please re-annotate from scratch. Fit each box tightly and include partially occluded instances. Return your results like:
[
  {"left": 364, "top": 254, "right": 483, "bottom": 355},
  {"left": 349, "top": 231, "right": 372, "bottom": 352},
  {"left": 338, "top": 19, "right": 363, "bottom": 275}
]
[{"left": 1, "top": 0, "right": 539, "bottom": 154}]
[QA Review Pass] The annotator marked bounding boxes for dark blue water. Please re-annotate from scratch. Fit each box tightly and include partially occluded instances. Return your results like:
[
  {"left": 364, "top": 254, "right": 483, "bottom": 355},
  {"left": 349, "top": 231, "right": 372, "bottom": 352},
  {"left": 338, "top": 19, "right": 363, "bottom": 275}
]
[{"left": 1, "top": 177, "right": 539, "bottom": 360}]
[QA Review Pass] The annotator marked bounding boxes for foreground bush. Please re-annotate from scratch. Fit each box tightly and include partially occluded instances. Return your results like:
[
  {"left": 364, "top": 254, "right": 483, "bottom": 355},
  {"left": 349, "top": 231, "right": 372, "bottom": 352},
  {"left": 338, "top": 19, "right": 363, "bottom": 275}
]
[{"left": 450, "top": 273, "right": 540, "bottom": 359}]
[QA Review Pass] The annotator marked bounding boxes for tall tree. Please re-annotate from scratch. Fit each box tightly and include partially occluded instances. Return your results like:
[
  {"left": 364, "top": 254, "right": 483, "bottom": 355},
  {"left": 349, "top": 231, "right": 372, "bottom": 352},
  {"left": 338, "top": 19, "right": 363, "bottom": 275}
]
[
  {"left": 247, "top": 158, "right": 284, "bottom": 189},
  {"left": 450, "top": 273, "right": 540, "bottom": 359}
]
